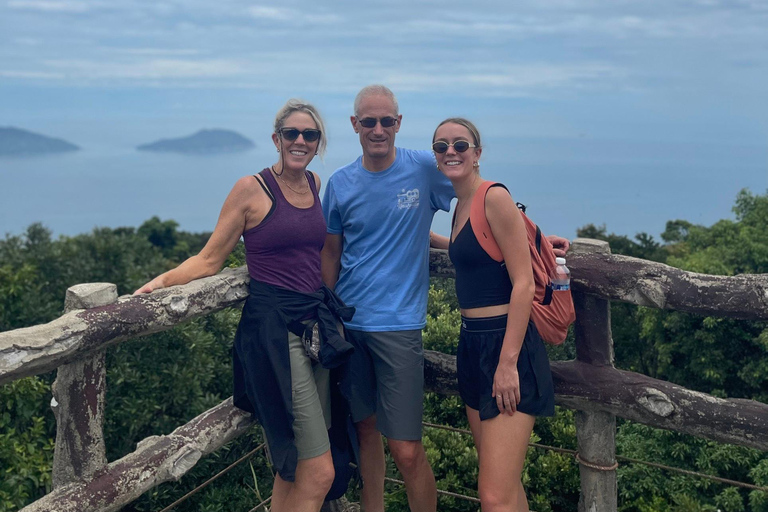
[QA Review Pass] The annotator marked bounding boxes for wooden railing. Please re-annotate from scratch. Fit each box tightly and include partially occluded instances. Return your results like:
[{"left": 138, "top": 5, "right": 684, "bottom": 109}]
[{"left": 2, "top": 238, "right": 767, "bottom": 512}]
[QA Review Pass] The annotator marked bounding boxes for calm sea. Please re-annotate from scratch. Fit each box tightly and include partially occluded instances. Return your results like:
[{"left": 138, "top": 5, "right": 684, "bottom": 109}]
[{"left": 1, "top": 135, "right": 765, "bottom": 242}]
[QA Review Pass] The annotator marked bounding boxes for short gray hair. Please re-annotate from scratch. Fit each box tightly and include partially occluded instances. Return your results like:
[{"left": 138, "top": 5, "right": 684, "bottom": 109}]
[
  {"left": 274, "top": 99, "right": 327, "bottom": 157},
  {"left": 353, "top": 84, "right": 399, "bottom": 117}
]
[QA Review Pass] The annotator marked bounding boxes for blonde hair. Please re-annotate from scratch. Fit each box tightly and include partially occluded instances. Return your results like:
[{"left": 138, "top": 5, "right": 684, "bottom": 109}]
[{"left": 274, "top": 99, "right": 327, "bottom": 157}]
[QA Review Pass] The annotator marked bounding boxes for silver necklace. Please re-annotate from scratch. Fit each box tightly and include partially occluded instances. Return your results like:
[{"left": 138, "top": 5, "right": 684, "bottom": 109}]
[{"left": 272, "top": 166, "right": 310, "bottom": 195}]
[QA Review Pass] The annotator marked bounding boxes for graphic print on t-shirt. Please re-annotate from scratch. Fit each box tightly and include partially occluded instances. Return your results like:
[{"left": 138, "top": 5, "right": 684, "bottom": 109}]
[{"left": 397, "top": 188, "right": 420, "bottom": 210}]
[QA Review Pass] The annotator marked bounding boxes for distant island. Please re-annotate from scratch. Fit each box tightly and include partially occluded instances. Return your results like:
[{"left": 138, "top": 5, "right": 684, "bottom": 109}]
[
  {"left": 137, "top": 129, "right": 255, "bottom": 154},
  {"left": 0, "top": 127, "right": 80, "bottom": 156}
]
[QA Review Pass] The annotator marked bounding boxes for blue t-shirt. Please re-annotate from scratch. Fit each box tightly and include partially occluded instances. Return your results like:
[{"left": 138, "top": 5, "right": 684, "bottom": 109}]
[{"left": 323, "top": 148, "right": 455, "bottom": 331}]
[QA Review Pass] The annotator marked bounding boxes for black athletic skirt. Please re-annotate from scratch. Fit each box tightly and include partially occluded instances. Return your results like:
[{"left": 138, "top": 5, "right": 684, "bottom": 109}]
[{"left": 457, "top": 315, "right": 555, "bottom": 421}]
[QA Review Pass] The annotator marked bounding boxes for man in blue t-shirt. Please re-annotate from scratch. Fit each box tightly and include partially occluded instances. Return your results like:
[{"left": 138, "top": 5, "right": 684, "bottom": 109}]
[
  {"left": 322, "top": 85, "right": 569, "bottom": 511},
  {"left": 321, "top": 85, "right": 451, "bottom": 512}
]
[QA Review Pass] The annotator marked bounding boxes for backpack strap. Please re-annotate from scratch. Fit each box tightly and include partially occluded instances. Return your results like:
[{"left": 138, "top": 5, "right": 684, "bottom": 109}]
[
  {"left": 470, "top": 181, "right": 508, "bottom": 263},
  {"left": 516, "top": 201, "right": 543, "bottom": 255}
]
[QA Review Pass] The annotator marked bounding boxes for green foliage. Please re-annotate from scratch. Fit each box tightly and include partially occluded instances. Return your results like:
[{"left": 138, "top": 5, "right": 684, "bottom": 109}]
[
  {"left": 585, "top": 189, "right": 768, "bottom": 511},
  {"left": 3, "top": 189, "right": 768, "bottom": 511},
  {"left": 104, "top": 308, "right": 239, "bottom": 460},
  {"left": 423, "top": 285, "right": 461, "bottom": 356},
  {"left": 617, "top": 422, "right": 762, "bottom": 512},
  {"left": 0, "top": 378, "right": 55, "bottom": 512}
]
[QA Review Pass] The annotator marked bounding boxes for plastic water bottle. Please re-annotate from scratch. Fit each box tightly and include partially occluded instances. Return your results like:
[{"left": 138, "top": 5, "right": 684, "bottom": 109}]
[{"left": 551, "top": 257, "right": 570, "bottom": 291}]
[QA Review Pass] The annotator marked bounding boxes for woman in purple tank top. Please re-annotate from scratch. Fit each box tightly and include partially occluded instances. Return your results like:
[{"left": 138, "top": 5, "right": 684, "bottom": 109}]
[{"left": 134, "top": 100, "right": 343, "bottom": 512}]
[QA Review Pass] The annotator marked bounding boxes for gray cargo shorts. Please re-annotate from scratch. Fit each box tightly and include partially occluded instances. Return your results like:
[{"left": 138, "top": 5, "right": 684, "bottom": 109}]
[
  {"left": 263, "top": 329, "right": 332, "bottom": 462},
  {"left": 345, "top": 329, "right": 424, "bottom": 441}
]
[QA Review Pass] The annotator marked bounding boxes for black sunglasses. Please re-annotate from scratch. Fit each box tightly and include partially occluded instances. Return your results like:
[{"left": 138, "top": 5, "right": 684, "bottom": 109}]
[
  {"left": 432, "top": 140, "right": 476, "bottom": 154},
  {"left": 279, "top": 128, "right": 321, "bottom": 143},
  {"left": 357, "top": 116, "right": 398, "bottom": 128}
]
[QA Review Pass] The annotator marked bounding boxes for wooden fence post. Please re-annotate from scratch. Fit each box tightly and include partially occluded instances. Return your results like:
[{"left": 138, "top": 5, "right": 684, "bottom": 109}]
[
  {"left": 51, "top": 283, "right": 117, "bottom": 487},
  {"left": 571, "top": 239, "right": 618, "bottom": 512}
]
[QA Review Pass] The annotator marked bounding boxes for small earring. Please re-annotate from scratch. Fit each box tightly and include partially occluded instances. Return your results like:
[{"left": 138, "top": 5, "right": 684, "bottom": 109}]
[
  {"left": 473, "top": 162, "right": 479, "bottom": 168},
  {"left": 276, "top": 148, "right": 280, "bottom": 153}
]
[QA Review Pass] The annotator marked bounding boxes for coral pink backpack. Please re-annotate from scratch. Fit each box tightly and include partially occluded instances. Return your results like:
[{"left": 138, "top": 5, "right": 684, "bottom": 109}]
[{"left": 470, "top": 181, "right": 575, "bottom": 345}]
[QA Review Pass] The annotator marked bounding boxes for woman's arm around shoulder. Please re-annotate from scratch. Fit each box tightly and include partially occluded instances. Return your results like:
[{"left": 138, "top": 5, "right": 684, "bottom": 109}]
[
  {"left": 429, "top": 231, "right": 449, "bottom": 250},
  {"left": 134, "top": 176, "right": 262, "bottom": 294}
]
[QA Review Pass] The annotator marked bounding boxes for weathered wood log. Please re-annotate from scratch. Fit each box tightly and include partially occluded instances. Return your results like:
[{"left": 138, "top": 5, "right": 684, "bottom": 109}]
[
  {"left": 21, "top": 398, "right": 254, "bottom": 512},
  {"left": 566, "top": 238, "right": 768, "bottom": 320},
  {"left": 424, "top": 349, "right": 459, "bottom": 395},
  {"left": 0, "top": 267, "right": 250, "bottom": 386},
  {"left": 5, "top": 244, "right": 767, "bottom": 385},
  {"left": 572, "top": 239, "right": 617, "bottom": 512},
  {"left": 572, "top": 240, "right": 614, "bottom": 368},
  {"left": 430, "top": 242, "right": 768, "bottom": 322},
  {"left": 52, "top": 284, "right": 114, "bottom": 488},
  {"left": 423, "top": 351, "right": 768, "bottom": 451},
  {"left": 553, "top": 360, "right": 768, "bottom": 451}
]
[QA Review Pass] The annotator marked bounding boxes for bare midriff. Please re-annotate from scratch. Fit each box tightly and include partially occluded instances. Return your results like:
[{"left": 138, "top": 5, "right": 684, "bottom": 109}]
[{"left": 460, "top": 303, "right": 509, "bottom": 319}]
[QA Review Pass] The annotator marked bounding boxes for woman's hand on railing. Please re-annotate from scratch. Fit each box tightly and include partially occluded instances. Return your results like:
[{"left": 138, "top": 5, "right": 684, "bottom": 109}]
[{"left": 134, "top": 275, "right": 165, "bottom": 294}]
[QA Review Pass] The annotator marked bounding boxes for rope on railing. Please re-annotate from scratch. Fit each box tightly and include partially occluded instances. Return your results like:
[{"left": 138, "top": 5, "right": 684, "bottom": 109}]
[
  {"left": 575, "top": 452, "right": 619, "bottom": 472},
  {"left": 422, "top": 421, "right": 768, "bottom": 493},
  {"left": 158, "top": 443, "right": 267, "bottom": 512}
]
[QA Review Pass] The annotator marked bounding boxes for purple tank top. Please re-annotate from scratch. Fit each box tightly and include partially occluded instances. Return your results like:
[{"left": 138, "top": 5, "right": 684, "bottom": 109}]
[{"left": 243, "top": 168, "right": 325, "bottom": 293}]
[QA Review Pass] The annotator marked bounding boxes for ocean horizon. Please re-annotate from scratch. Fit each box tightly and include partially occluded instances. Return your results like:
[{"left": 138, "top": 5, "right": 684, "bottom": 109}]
[{"left": 1, "top": 131, "right": 765, "bottom": 243}]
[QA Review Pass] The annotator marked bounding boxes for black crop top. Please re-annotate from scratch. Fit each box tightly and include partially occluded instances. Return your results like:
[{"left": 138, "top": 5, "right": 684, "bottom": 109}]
[{"left": 448, "top": 217, "right": 513, "bottom": 309}]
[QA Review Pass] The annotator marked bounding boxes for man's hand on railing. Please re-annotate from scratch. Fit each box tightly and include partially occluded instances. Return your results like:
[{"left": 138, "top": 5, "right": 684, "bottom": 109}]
[{"left": 547, "top": 235, "right": 570, "bottom": 257}]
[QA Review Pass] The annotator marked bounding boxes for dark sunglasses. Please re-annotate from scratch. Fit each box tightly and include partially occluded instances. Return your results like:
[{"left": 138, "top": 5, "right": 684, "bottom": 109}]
[
  {"left": 432, "top": 140, "right": 476, "bottom": 154},
  {"left": 279, "top": 128, "right": 321, "bottom": 143},
  {"left": 357, "top": 116, "right": 398, "bottom": 128}
]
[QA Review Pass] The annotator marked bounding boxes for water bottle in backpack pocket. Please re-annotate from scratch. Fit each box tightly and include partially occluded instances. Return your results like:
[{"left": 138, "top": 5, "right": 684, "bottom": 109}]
[{"left": 551, "top": 257, "right": 570, "bottom": 291}]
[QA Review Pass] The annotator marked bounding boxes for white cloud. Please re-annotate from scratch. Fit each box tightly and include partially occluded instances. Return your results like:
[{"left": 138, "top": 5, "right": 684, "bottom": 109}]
[
  {"left": 13, "top": 37, "right": 43, "bottom": 46},
  {"left": 42, "top": 58, "right": 245, "bottom": 79},
  {"left": 247, "top": 6, "right": 289, "bottom": 20},
  {"left": 103, "top": 48, "right": 202, "bottom": 56},
  {"left": 7, "top": 0, "right": 90, "bottom": 12},
  {"left": 383, "top": 63, "right": 623, "bottom": 96},
  {"left": 246, "top": 5, "right": 340, "bottom": 24},
  {"left": 0, "top": 69, "right": 66, "bottom": 78}
]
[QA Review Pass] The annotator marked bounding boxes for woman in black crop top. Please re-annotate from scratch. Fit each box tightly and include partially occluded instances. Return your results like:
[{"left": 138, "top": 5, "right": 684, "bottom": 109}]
[{"left": 432, "top": 118, "right": 558, "bottom": 511}]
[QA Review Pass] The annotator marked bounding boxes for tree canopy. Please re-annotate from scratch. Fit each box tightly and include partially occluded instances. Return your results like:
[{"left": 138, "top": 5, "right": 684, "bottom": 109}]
[{"left": 1, "top": 190, "right": 767, "bottom": 511}]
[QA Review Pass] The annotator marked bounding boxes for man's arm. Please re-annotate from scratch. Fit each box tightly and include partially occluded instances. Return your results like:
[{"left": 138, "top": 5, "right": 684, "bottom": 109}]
[
  {"left": 321, "top": 233, "right": 343, "bottom": 290},
  {"left": 547, "top": 235, "right": 570, "bottom": 257}
]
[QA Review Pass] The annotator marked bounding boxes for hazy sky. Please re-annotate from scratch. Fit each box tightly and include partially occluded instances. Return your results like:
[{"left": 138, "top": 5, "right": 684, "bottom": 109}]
[{"left": 1, "top": 1, "right": 767, "bottom": 238}]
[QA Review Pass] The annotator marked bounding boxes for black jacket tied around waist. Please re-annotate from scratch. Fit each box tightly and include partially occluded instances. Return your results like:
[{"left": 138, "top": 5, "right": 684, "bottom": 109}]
[{"left": 232, "top": 279, "right": 357, "bottom": 488}]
